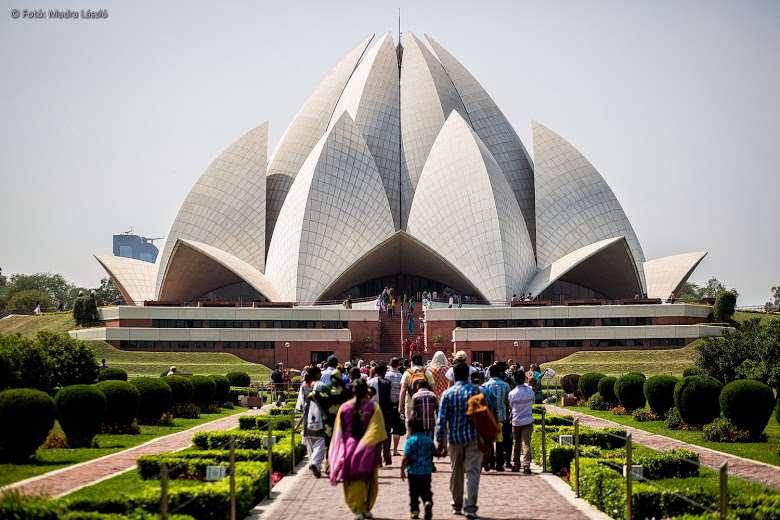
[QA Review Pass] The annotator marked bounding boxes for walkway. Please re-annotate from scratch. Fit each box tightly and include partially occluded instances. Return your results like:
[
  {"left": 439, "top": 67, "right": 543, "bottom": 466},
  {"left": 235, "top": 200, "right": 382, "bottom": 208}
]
[
  {"left": 5, "top": 408, "right": 262, "bottom": 498},
  {"left": 547, "top": 405, "right": 780, "bottom": 489},
  {"left": 252, "top": 456, "right": 609, "bottom": 520}
]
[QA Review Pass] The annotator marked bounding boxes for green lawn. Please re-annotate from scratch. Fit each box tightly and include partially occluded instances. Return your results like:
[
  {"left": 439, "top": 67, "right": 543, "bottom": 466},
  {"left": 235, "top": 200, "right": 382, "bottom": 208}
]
[
  {"left": 545, "top": 343, "right": 699, "bottom": 378},
  {"left": 0, "top": 312, "right": 76, "bottom": 336},
  {"left": 88, "top": 341, "right": 271, "bottom": 380},
  {"left": 734, "top": 310, "right": 780, "bottom": 325},
  {"left": 567, "top": 405, "right": 780, "bottom": 466},
  {"left": 0, "top": 407, "right": 246, "bottom": 487},
  {"left": 64, "top": 469, "right": 204, "bottom": 502}
]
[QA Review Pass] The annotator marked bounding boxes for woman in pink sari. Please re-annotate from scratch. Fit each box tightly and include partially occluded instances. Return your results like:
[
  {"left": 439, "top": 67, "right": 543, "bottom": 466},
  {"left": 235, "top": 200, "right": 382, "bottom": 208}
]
[{"left": 329, "top": 378, "right": 387, "bottom": 520}]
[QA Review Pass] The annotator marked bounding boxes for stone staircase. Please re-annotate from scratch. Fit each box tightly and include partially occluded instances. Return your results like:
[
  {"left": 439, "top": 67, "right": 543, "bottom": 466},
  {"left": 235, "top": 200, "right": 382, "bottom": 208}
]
[{"left": 359, "top": 307, "right": 427, "bottom": 362}]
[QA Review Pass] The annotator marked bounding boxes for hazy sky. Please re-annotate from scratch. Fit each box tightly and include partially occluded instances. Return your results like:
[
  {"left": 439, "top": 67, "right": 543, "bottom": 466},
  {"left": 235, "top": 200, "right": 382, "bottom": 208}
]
[{"left": 1, "top": 0, "right": 778, "bottom": 305}]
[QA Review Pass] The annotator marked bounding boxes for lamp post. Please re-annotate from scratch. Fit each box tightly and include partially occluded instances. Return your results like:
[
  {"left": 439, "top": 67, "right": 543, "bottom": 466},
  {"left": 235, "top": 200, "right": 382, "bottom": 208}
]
[
  {"left": 513, "top": 341, "right": 519, "bottom": 367},
  {"left": 284, "top": 342, "right": 290, "bottom": 372}
]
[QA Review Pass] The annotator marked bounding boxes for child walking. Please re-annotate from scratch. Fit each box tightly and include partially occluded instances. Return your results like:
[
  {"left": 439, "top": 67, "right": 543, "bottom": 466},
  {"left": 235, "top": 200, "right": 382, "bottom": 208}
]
[{"left": 401, "top": 419, "right": 435, "bottom": 520}]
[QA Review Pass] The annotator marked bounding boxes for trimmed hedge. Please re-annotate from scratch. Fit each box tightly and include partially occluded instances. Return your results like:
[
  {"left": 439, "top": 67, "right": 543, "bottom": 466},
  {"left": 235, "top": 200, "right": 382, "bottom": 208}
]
[
  {"left": 674, "top": 376, "right": 723, "bottom": 426},
  {"left": 548, "top": 445, "right": 575, "bottom": 474},
  {"left": 719, "top": 379, "right": 775, "bottom": 438},
  {"left": 587, "top": 393, "right": 610, "bottom": 411},
  {"left": 682, "top": 366, "right": 706, "bottom": 378},
  {"left": 226, "top": 371, "right": 250, "bottom": 387},
  {"left": 56, "top": 384, "right": 106, "bottom": 448},
  {"left": 130, "top": 377, "right": 172, "bottom": 424},
  {"left": 644, "top": 375, "right": 678, "bottom": 416},
  {"left": 209, "top": 375, "right": 231, "bottom": 403},
  {"left": 0, "top": 388, "right": 56, "bottom": 462},
  {"left": 64, "top": 461, "right": 270, "bottom": 520},
  {"left": 268, "top": 405, "right": 295, "bottom": 416},
  {"left": 0, "top": 493, "right": 61, "bottom": 520},
  {"left": 614, "top": 373, "right": 646, "bottom": 411},
  {"left": 634, "top": 448, "right": 699, "bottom": 479},
  {"left": 164, "top": 375, "right": 194, "bottom": 406},
  {"left": 190, "top": 375, "right": 216, "bottom": 410},
  {"left": 597, "top": 376, "right": 617, "bottom": 404},
  {"left": 560, "top": 374, "right": 580, "bottom": 395},
  {"left": 98, "top": 367, "right": 128, "bottom": 381},
  {"left": 95, "top": 380, "right": 139, "bottom": 431},
  {"left": 578, "top": 372, "right": 606, "bottom": 399}
]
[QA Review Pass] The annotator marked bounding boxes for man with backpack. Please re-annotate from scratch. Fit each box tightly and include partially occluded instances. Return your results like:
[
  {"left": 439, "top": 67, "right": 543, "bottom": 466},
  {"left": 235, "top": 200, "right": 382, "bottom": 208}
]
[
  {"left": 435, "top": 362, "right": 483, "bottom": 520},
  {"left": 399, "top": 353, "right": 435, "bottom": 430},
  {"left": 368, "top": 361, "right": 394, "bottom": 465}
]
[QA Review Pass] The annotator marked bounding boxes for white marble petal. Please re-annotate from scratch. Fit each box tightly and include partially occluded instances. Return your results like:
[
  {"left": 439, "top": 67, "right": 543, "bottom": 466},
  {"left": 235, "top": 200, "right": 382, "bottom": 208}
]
[
  {"left": 94, "top": 255, "right": 157, "bottom": 305},
  {"left": 265, "top": 111, "right": 396, "bottom": 302},
  {"left": 532, "top": 121, "right": 646, "bottom": 290},
  {"left": 155, "top": 123, "right": 269, "bottom": 297},
  {"left": 644, "top": 252, "right": 708, "bottom": 300},
  {"left": 407, "top": 112, "right": 536, "bottom": 302},
  {"left": 266, "top": 35, "right": 374, "bottom": 247}
]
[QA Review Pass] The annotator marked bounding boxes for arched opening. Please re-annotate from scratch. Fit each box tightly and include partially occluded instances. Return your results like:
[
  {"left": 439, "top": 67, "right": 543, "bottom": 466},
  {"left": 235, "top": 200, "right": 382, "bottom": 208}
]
[{"left": 316, "top": 232, "right": 487, "bottom": 302}]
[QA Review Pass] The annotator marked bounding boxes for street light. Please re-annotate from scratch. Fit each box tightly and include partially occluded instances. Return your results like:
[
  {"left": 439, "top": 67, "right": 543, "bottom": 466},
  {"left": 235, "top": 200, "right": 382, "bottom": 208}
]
[{"left": 283, "top": 342, "right": 291, "bottom": 371}]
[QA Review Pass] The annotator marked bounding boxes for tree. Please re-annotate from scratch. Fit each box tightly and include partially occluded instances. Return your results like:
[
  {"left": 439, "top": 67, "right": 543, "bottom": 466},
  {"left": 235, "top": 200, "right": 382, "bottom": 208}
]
[
  {"left": 713, "top": 291, "right": 737, "bottom": 321},
  {"left": 7, "top": 289, "right": 52, "bottom": 314},
  {"left": 73, "top": 292, "right": 99, "bottom": 326},
  {"left": 93, "top": 277, "right": 121, "bottom": 305},
  {"left": 695, "top": 318, "right": 780, "bottom": 388},
  {"left": 771, "top": 286, "right": 780, "bottom": 311},
  {"left": 677, "top": 281, "right": 702, "bottom": 300}
]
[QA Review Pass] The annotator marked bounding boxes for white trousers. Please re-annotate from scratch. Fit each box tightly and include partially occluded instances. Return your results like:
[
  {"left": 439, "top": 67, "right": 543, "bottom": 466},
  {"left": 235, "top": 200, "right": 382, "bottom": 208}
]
[{"left": 304, "top": 436, "right": 326, "bottom": 469}]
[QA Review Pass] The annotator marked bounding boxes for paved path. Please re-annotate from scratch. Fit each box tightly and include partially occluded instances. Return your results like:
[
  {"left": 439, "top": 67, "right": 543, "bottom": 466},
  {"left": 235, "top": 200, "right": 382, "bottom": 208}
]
[
  {"left": 252, "top": 455, "right": 609, "bottom": 520},
  {"left": 547, "top": 405, "right": 780, "bottom": 489},
  {"left": 4, "top": 408, "right": 263, "bottom": 498}
]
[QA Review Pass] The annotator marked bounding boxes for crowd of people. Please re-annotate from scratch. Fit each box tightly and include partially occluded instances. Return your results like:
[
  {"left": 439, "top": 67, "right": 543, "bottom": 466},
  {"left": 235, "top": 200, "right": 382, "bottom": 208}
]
[{"left": 294, "top": 352, "right": 551, "bottom": 520}]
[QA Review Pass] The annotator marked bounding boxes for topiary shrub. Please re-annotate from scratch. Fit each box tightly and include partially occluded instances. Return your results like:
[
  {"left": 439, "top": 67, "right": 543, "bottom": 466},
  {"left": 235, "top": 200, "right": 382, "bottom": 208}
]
[
  {"left": 0, "top": 388, "right": 56, "bottom": 462},
  {"left": 674, "top": 375, "right": 723, "bottom": 426},
  {"left": 36, "top": 330, "right": 99, "bottom": 388},
  {"left": 190, "top": 375, "right": 216, "bottom": 411},
  {"left": 560, "top": 374, "right": 580, "bottom": 395},
  {"left": 226, "top": 371, "right": 251, "bottom": 387},
  {"left": 578, "top": 372, "right": 606, "bottom": 400},
  {"left": 702, "top": 417, "right": 752, "bottom": 442},
  {"left": 95, "top": 380, "right": 139, "bottom": 433},
  {"left": 209, "top": 375, "right": 231, "bottom": 403},
  {"left": 713, "top": 291, "right": 737, "bottom": 321},
  {"left": 587, "top": 392, "right": 610, "bottom": 410},
  {"left": 98, "top": 367, "right": 128, "bottom": 381},
  {"left": 682, "top": 367, "right": 706, "bottom": 378},
  {"left": 614, "top": 373, "right": 646, "bottom": 411},
  {"left": 644, "top": 375, "right": 679, "bottom": 416},
  {"left": 597, "top": 376, "right": 617, "bottom": 404},
  {"left": 130, "top": 377, "right": 172, "bottom": 424},
  {"left": 56, "top": 384, "right": 106, "bottom": 447},
  {"left": 165, "top": 375, "right": 194, "bottom": 406},
  {"left": 665, "top": 407, "right": 684, "bottom": 430},
  {"left": 719, "top": 379, "right": 775, "bottom": 439}
]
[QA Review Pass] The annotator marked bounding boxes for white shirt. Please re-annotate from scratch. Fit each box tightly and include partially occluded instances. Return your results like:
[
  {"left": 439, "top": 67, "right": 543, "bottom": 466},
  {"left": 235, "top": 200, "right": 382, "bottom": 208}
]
[
  {"left": 445, "top": 365, "right": 477, "bottom": 383},
  {"left": 386, "top": 368, "right": 403, "bottom": 404},
  {"left": 508, "top": 384, "right": 535, "bottom": 427}
]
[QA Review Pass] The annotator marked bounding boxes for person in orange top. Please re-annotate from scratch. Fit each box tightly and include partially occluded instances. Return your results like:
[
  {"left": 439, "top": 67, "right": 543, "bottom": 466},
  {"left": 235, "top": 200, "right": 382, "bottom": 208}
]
[{"left": 427, "top": 350, "right": 450, "bottom": 399}]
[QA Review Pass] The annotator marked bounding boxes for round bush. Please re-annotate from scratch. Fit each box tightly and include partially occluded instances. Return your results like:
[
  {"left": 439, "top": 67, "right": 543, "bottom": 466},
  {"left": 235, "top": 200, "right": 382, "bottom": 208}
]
[
  {"left": 130, "top": 377, "right": 172, "bottom": 424},
  {"left": 720, "top": 379, "right": 775, "bottom": 438},
  {"left": 578, "top": 372, "right": 606, "bottom": 400},
  {"left": 674, "top": 375, "right": 723, "bottom": 426},
  {"left": 614, "top": 373, "right": 646, "bottom": 411},
  {"left": 98, "top": 367, "right": 128, "bottom": 381},
  {"left": 682, "top": 366, "right": 706, "bottom": 378},
  {"left": 56, "top": 384, "right": 106, "bottom": 448},
  {"left": 597, "top": 376, "right": 617, "bottom": 404},
  {"left": 209, "top": 375, "right": 231, "bottom": 403},
  {"left": 560, "top": 374, "right": 580, "bottom": 395},
  {"left": 164, "top": 375, "right": 194, "bottom": 405},
  {"left": 644, "top": 375, "right": 679, "bottom": 416},
  {"left": 190, "top": 375, "right": 216, "bottom": 409},
  {"left": 95, "top": 380, "right": 139, "bottom": 430},
  {"left": 0, "top": 388, "right": 56, "bottom": 462},
  {"left": 226, "top": 371, "right": 250, "bottom": 387}
]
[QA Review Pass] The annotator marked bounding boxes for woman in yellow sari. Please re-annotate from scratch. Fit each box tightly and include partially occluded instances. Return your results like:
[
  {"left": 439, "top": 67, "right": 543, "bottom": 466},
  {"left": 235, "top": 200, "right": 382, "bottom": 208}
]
[{"left": 328, "top": 378, "right": 387, "bottom": 520}]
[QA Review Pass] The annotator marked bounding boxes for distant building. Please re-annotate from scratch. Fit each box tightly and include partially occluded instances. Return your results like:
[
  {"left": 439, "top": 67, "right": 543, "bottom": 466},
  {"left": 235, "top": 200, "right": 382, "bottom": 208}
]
[{"left": 113, "top": 233, "right": 159, "bottom": 263}]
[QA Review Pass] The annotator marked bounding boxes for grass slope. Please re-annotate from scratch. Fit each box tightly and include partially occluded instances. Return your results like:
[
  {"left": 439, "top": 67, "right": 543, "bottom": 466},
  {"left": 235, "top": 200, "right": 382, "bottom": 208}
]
[
  {"left": 89, "top": 341, "right": 271, "bottom": 380},
  {"left": 568, "top": 405, "right": 780, "bottom": 467},
  {"left": 545, "top": 342, "right": 699, "bottom": 377},
  {"left": 0, "top": 312, "right": 271, "bottom": 380},
  {"left": 0, "top": 407, "right": 246, "bottom": 487},
  {"left": 0, "top": 312, "right": 75, "bottom": 336}
]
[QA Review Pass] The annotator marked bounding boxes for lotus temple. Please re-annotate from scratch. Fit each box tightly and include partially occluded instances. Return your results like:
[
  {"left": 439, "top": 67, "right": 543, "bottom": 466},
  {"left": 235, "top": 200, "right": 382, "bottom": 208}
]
[{"left": 72, "top": 32, "right": 725, "bottom": 368}]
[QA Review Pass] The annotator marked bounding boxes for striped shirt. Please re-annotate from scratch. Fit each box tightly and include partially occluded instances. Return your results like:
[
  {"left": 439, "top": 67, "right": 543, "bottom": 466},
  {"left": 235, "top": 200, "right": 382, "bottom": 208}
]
[
  {"left": 436, "top": 381, "right": 479, "bottom": 445},
  {"left": 481, "top": 377, "right": 511, "bottom": 422},
  {"left": 410, "top": 388, "right": 438, "bottom": 431}
]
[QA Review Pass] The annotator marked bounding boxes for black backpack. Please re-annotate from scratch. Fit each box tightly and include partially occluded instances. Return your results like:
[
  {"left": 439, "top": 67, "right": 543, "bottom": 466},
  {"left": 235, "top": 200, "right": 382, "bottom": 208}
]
[{"left": 377, "top": 377, "right": 392, "bottom": 410}]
